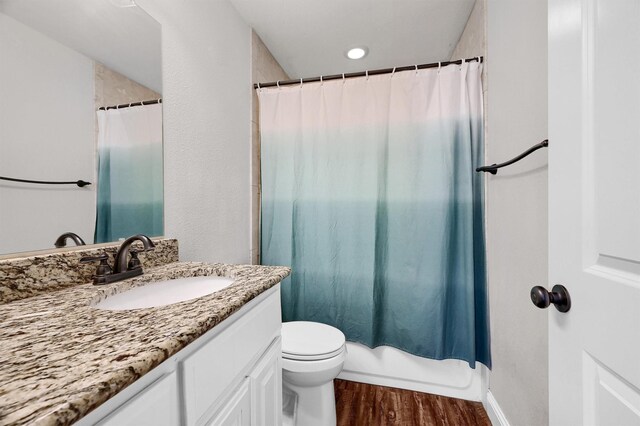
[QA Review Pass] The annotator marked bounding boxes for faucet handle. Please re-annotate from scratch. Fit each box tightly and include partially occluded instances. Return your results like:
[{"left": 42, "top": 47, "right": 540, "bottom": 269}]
[
  {"left": 127, "top": 250, "right": 142, "bottom": 270},
  {"left": 80, "top": 253, "right": 113, "bottom": 277},
  {"left": 80, "top": 252, "right": 108, "bottom": 263}
]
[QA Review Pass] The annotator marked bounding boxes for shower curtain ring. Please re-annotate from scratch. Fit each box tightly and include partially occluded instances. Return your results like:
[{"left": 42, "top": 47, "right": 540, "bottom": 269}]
[
  {"left": 299, "top": 78, "right": 303, "bottom": 88},
  {"left": 342, "top": 73, "right": 345, "bottom": 83},
  {"left": 277, "top": 80, "right": 281, "bottom": 89},
  {"left": 415, "top": 65, "right": 418, "bottom": 75},
  {"left": 392, "top": 67, "right": 396, "bottom": 76},
  {"left": 438, "top": 62, "right": 441, "bottom": 73},
  {"left": 320, "top": 75, "right": 323, "bottom": 85},
  {"left": 365, "top": 70, "right": 369, "bottom": 80},
  {"left": 460, "top": 58, "right": 465, "bottom": 70},
  {"left": 257, "top": 82, "right": 261, "bottom": 89}
]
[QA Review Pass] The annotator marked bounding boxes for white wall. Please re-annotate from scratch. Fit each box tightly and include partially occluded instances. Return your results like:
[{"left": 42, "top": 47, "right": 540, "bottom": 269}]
[
  {"left": 0, "top": 13, "right": 95, "bottom": 254},
  {"left": 136, "top": 0, "right": 251, "bottom": 264},
  {"left": 486, "top": 1, "right": 549, "bottom": 425}
]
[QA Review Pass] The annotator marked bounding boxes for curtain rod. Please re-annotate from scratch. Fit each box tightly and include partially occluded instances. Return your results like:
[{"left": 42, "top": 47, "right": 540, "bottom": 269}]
[
  {"left": 98, "top": 98, "right": 162, "bottom": 111},
  {"left": 254, "top": 56, "right": 483, "bottom": 89}
]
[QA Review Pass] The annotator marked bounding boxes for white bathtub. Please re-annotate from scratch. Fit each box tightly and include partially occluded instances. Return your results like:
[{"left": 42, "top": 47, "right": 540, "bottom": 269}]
[{"left": 338, "top": 342, "right": 487, "bottom": 401}]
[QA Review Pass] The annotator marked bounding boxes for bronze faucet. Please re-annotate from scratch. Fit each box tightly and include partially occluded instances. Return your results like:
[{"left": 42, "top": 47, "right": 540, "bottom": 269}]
[
  {"left": 81, "top": 234, "right": 155, "bottom": 285},
  {"left": 54, "top": 232, "right": 86, "bottom": 248},
  {"left": 113, "top": 234, "right": 156, "bottom": 274}
]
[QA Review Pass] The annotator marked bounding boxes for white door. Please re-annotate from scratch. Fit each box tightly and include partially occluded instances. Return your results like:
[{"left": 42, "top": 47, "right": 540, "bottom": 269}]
[{"left": 548, "top": 0, "right": 640, "bottom": 424}]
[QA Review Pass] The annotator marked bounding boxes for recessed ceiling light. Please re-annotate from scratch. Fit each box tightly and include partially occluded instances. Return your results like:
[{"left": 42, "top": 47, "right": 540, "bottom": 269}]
[
  {"left": 109, "top": 0, "right": 137, "bottom": 7},
  {"left": 346, "top": 47, "right": 368, "bottom": 60}
]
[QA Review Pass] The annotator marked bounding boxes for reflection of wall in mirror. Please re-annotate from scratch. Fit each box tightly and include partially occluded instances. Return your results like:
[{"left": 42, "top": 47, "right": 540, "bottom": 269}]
[
  {"left": 0, "top": 12, "right": 160, "bottom": 255},
  {"left": 95, "top": 63, "right": 160, "bottom": 109}
]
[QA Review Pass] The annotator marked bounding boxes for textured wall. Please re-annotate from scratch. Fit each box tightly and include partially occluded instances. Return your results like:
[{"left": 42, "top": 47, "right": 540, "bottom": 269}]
[
  {"left": 250, "top": 31, "right": 289, "bottom": 265},
  {"left": 486, "top": 1, "right": 549, "bottom": 424},
  {"left": 0, "top": 13, "right": 95, "bottom": 255},
  {"left": 136, "top": 0, "right": 251, "bottom": 264}
]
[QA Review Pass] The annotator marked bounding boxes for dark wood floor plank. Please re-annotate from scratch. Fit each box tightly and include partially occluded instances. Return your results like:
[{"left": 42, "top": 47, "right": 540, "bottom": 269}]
[{"left": 335, "top": 379, "right": 491, "bottom": 426}]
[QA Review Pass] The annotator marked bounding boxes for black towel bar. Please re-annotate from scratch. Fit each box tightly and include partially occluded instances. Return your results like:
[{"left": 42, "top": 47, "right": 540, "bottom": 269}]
[
  {"left": 0, "top": 176, "right": 91, "bottom": 187},
  {"left": 476, "top": 140, "right": 548, "bottom": 174}
]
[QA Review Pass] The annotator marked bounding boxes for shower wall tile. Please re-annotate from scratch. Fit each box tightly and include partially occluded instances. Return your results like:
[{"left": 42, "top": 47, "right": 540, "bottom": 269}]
[
  {"left": 251, "top": 30, "right": 289, "bottom": 265},
  {"left": 95, "top": 62, "right": 161, "bottom": 108},
  {"left": 252, "top": 89, "right": 260, "bottom": 127},
  {"left": 450, "top": 0, "right": 486, "bottom": 63},
  {"left": 251, "top": 121, "right": 261, "bottom": 187},
  {"left": 250, "top": 191, "right": 260, "bottom": 265}
]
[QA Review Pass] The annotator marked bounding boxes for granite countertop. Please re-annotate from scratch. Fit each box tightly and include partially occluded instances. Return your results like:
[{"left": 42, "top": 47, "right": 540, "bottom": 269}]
[{"left": 0, "top": 262, "right": 291, "bottom": 426}]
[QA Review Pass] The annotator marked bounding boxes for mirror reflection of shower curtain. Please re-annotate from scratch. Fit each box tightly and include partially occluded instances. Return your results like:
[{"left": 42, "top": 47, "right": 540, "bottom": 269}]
[
  {"left": 94, "top": 104, "right": 163, "bottom": 243},
  {"left": 259, "top": 61, "right": 490, "bottom": 368}
]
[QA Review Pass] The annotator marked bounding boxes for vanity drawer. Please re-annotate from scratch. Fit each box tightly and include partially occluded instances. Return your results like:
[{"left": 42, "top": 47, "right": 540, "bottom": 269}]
[{"left": 181, "top": 288, "right": 281, "bottom": 425}]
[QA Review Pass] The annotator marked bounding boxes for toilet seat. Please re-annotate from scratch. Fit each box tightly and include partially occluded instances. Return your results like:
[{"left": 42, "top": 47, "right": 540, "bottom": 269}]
[
  {"left": 283, "top": 345, "right": 345, "bottom": 361},
  {"left": 282, "top": 321, "right": 346, "bottom": 361},
  {"left": 282, "top": 347, "right": 347, "bottom": 374}
]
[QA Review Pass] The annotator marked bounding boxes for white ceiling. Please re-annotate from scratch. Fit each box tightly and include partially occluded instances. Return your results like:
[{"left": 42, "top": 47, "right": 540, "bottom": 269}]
[
  {"left": 0, "top": 0, "right": 161, "bottom": 93},
  {"left": 231, "top": 0, "right": 476, "bottom": 80}
]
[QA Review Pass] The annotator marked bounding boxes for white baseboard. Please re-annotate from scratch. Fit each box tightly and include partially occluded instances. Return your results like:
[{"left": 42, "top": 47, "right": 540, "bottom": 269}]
[
  {"left": 337, "top": 342, "right": 487, "bottom": 402},
  {"left": 484, "top": 391, "right": 510, "bottom": 426}
]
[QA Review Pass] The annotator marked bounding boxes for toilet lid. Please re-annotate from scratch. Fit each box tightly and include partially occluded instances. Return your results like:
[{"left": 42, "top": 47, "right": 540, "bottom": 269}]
[{"left": 282, "top": 321, "right": 346, "bottom": 361}]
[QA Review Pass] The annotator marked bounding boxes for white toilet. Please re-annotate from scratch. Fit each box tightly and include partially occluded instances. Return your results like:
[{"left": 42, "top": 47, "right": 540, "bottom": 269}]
[{"left": 281, "top": 321, "right": 346, "bottom": 426}]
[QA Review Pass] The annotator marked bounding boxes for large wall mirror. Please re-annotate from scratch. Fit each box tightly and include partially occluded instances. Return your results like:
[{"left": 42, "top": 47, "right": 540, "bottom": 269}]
[{"left": 0, "top": 0, "right": 163, "bottom": 256}]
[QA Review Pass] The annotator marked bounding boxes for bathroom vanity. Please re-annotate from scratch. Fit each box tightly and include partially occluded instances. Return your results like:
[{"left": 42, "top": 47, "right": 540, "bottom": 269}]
[
  {"left": 84, "top": 284, "right": 282, "bottom": 426},
  {"left": 0, "top": 249, "right": 290, "bottom": 426}
]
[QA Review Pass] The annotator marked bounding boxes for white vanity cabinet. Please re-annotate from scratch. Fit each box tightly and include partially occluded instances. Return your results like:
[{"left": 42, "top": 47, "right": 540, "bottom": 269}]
[
  {"left": 97, "top": 372, "right": 180, "bottom": 426},
  {"left": 84, "top": 285, "right": 282, "bottom": 426},
  {"left": 200, "top": 340, "right": 281, "bottom": 426},
  {"left": 206, "top": 378, "right": 252, "bottom": 426},
  {"left": 249, "top": 341, "right": 282, "bottom": 426}
]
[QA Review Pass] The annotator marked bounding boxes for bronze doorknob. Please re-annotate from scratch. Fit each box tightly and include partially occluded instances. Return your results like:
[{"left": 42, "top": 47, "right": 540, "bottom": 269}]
[{"left": 530, "top": 284, "right": 571, "bottom": 312}]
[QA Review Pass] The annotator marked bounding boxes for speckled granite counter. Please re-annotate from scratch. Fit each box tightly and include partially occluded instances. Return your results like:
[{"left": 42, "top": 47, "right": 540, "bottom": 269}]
[
  {"left": 0, "top": 239, "right": 179, "bottom": 304},
  {"left": 0, "top": 262, "right": 290, "bottom": 426}
]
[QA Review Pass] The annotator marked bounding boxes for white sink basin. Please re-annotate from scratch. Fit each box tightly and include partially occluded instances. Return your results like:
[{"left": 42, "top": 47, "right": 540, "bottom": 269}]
[{"left": 93, "top": 276, "right": 234, "bottom": 310}]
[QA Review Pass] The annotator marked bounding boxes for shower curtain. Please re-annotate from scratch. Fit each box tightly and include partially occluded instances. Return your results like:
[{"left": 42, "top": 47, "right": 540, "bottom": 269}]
[
  {"left": 94, "top": 103, "right": 163, "bottom": 243},
  {"left": 259, "top": 60, "right": 490, "bottom": 368}
]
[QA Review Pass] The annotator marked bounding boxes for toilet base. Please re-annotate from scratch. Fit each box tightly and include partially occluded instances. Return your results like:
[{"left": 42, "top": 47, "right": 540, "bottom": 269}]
[{"left": 283, "top": 379, "right": 337, "bottom": 426}]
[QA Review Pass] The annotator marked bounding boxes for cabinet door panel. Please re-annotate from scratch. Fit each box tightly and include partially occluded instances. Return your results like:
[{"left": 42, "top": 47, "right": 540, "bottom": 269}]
[
  {"left": 97, "top": 372, "right": 178, "bottom": 426},
  {"left": 205, "top": 378, "right": 251, "bottom": 426},
  {"left": 182, "top": 288, "right": 281, "bottom": 425},
  {"left": 250, "top": 338, "right": 282, "bottom": 426}
]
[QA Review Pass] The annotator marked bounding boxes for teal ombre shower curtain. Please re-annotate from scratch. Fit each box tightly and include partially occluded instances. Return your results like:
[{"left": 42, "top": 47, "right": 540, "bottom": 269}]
[
  {"left": 259, "top": 61, "right": 490, "bottom": 368},
  {"left": 94, "top": 104, "right": 163, "bottom": 243}
]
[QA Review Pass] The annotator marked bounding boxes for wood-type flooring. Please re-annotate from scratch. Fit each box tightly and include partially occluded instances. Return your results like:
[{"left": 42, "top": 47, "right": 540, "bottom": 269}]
[{"left": 334, "top": 379, "right": 492, "bottom": 426}]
